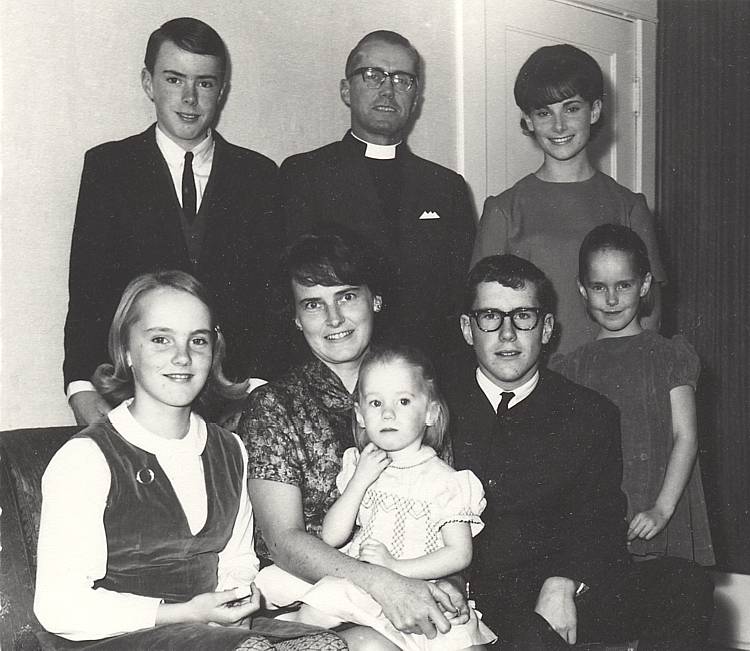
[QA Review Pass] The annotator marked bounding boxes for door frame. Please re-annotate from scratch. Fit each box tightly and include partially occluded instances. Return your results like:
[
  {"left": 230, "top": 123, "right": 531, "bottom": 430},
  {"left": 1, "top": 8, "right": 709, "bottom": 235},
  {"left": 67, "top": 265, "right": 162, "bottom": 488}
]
[{"left": 456, "top": 0, "right": 657, "bottom": 216}]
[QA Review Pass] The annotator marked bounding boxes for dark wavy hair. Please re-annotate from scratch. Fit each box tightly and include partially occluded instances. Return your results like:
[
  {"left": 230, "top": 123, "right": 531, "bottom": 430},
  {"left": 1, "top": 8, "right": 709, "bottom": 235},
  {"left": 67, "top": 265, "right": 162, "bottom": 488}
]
[
  {"left": 514, "top": 43, "right": 604, "bottom": 135},
  {"left": 144, "top": 17, "right": 228, "bottom": 78},
  {"left": 463, "top": 254, "right": 556, "bottom": 317},
  {"left": 281, "top": 230, "right": 385, "bottom": 307},
  {"left": 353, "top": 344, "right": 448, "bottom": 455},
  {"left": 92, "top": 270, "right": 247, "bottom": 414}
]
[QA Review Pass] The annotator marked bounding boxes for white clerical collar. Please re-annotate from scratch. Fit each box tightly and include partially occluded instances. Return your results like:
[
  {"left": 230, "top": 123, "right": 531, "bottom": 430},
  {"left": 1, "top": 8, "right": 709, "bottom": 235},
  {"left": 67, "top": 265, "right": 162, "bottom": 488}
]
[
  {"left": 351, "top": 131, "right": 400, "bottom": 159},
  {"left": 155, "top": 125, "right": 214, "bottom": 170},
  {"left": 475, "top": 368, "right": 539, "bottom": 413}
]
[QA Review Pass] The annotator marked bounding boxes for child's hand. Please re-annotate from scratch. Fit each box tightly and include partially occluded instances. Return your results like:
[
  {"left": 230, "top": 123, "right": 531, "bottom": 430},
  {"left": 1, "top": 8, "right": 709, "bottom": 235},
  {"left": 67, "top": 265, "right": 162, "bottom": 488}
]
[
  {"left": 628, "top": 506, "right": 672, "bottom": 541},
  {"left": 351, "top": 442, "right": 391, "bottom": 489},
  {"left": 359, "top": 539, "right": 396, "bottom": 570},
  {"left": 187, "top": 585, "right": 261, "bottom": 625}
]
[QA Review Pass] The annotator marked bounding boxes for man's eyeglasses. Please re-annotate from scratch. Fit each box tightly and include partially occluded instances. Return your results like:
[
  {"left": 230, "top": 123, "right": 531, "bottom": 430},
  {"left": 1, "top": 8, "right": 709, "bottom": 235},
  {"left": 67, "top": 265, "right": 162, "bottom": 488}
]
[
  {"left": 468, "top": 307, "right": 544, "bottom": 332},
  {"left": 348, "top": 67, "right": 418, "bottom": 93}
]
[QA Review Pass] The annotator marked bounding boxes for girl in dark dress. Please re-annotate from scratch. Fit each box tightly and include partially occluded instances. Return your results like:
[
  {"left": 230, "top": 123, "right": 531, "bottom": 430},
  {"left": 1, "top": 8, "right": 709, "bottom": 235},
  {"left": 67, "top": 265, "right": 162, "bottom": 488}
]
[{"left": 551, "top": 225, "right": 713, "bottom": 564}]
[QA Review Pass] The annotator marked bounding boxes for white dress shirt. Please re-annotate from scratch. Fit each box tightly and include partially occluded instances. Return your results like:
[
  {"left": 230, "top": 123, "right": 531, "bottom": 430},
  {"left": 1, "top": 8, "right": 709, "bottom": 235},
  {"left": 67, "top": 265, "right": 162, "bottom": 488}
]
[
  {"left": 34, "top": 401, "right": 258, "bottom": 641},
  {"left": 155, "top": 125, "right": 214, "bottom": 209},
  {"left": 475, "top": 368, "right": 540, "bottom": 412}
]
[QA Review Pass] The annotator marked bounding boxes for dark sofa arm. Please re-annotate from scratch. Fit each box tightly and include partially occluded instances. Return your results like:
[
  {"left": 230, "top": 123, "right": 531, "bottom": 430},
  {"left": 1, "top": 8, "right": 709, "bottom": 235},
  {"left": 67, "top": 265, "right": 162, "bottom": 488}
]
[{"left": 0, "top": 426, "right": 80, "bottom": 651}]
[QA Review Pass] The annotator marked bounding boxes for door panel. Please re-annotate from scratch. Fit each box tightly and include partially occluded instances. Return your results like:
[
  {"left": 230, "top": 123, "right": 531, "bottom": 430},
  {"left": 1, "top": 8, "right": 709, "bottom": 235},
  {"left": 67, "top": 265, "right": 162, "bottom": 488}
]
[{"left": 461, "top": 0, "right": 650, "bottom": 211}]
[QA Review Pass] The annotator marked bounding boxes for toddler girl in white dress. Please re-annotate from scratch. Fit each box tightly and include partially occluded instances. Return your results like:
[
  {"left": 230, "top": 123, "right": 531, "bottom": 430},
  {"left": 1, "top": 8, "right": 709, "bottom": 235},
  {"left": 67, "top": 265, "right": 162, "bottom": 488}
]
[{"left": 258, "top": 345, "right": 496, "bottom": 650}]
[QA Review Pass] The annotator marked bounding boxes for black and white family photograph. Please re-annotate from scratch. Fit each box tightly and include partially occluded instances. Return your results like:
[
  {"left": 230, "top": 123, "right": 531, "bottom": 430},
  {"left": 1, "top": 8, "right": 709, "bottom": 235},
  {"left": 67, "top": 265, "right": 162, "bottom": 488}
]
[{"left": 0, "top": 1, "right": 748, "bottom": 649}]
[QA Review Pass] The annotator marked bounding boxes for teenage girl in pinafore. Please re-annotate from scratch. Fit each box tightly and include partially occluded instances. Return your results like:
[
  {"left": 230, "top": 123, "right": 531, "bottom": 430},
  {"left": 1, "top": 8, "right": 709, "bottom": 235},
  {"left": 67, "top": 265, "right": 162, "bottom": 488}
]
[
  {"left": 257, "top": 345, "right": 495, "bottom": 650},
  {"left": 551, "top": 225, "right": 714, "bottom": 565},
  {"left": 34, "top": 271, "right": 345, "bottom": 650}
]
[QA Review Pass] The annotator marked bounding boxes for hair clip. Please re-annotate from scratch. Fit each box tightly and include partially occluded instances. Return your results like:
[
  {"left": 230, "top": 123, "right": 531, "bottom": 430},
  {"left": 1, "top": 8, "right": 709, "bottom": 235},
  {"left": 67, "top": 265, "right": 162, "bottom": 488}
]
[
  {"left": 214, "top": 325, "right": 222, "bottom": 335},
  {"left": 136, "top": 468, "right": 155, "bottom": 485}
]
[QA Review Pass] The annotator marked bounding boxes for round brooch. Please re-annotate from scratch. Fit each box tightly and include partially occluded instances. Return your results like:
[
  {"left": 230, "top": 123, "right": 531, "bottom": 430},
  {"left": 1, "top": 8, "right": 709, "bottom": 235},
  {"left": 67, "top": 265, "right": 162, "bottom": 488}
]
[{"left": 136, "top": 468, "right": 155, "bottom": 485}]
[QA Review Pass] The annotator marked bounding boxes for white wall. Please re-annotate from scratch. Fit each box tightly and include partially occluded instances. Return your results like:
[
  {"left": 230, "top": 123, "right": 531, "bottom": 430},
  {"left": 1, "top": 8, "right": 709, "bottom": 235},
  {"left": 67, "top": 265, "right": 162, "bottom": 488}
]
[
  {"left": 0, "top": 0, "right": 663, "bottom": 428},
  {"left": 0, "top": 0, "right": 461, "bottom": 428}
]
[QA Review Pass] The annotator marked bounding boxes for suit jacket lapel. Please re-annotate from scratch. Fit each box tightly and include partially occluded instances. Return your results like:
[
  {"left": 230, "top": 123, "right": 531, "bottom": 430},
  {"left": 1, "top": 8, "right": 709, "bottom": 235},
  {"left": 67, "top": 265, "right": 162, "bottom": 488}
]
[
  {"left": 197, "top": 131, "right": 229, "bottom": 265},
  {"left": 398, "top": 149, "right": 426, "bottom": 253},
  {"left": 198, "top": 130, "right": 230, "bottom": 219},
  {"left": 465, "top": 379, "right": 497, "bottom": 479},
  {"left": 398, "top": 146, "right": 419, "bottom": 218},
  {"left": 449, "top": 363, "right": 496, "bottom": 478},
  {"left": 140, "top": 125, "right": 191, "bottom": 266}
]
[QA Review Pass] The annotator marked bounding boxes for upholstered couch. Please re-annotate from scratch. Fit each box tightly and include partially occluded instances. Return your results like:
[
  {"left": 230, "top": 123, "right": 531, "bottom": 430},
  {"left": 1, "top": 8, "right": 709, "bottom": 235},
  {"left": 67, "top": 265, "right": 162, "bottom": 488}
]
[
  {"left": 0, "top": 424, "right": 640, "bottom": 651},
  {"left": 0, "top": 426, "right": 80, "bottom": 650}
]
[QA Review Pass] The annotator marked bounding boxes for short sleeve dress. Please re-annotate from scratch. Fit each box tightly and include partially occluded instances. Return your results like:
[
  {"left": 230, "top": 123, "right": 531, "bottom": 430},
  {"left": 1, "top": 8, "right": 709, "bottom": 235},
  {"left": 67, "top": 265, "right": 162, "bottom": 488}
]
[
  {"left": 550, "top": 330, "right": 714, "bottom": 564},
  {"left": 254, "top": 446, "right": 496, "bottom": 650},
  {"left": 473, "top": 172, "right": 667, "bottom": 354},
  {"left": 337, "top": 447, "right": 486, "bottom": 561}
]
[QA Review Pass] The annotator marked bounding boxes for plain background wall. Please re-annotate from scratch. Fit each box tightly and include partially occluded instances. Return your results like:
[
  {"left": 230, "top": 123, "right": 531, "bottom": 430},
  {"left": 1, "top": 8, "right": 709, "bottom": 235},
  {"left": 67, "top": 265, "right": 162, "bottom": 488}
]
[
  {"left": 0, "top": 0, "right": 462, "bottom": 428},
  {"left": 0, "top": 0, "right": 660, "bottom": 429}
]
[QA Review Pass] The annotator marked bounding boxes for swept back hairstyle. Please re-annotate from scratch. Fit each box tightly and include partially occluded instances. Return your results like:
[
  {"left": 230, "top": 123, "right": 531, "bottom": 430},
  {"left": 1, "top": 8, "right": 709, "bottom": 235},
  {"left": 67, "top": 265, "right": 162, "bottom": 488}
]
[
  {"left": 514, "top": 43, "right": 604, "bottom": 135},
  {"left": 344, "top": 30, "right": 421, "bottom": 79},
  {"left": 578, "top": 223, "right": 654, "bottom": 315},
  {"left": 92, "top": 270, "right": 247, "bottom": 414},
  {"left": 144, "top": 17, "right": 228, "bottom": 77},
  {"left": 463, "top": 254, "right": 557, "bottom": 317},
  {"left": 280, "top": 229, "right": 385, "bottom": 308},
  {"left": 353, "top": 344, "right": 449, "bottom": 454}
]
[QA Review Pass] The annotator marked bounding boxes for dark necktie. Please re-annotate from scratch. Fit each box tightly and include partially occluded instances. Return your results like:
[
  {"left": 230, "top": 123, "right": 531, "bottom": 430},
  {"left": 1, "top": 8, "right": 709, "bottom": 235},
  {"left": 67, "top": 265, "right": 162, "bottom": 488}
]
[
  {"left": 496, "top": 391, "right": 515, "bottom": 419},
  {"left": 182, "top": 151, "right": 196, "bottom": 223}
]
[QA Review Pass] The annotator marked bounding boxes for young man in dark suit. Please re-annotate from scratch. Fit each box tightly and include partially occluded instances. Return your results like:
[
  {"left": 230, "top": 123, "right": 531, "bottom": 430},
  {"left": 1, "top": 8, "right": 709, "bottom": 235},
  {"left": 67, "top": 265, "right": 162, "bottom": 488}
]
[
  {"left": 443, "top": 254, "right": 713, "bottom": 649},
  {"left": 280, "top": 30, "right": 475, "bottom": 361},
  {"left": 64, "top": 18, "right": 282, "bottom": 425}
]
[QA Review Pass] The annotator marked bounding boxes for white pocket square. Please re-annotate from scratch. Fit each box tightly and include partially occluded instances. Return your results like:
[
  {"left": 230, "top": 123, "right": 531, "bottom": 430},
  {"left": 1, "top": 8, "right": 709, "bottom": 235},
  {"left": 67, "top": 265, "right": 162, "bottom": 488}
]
[{"left": 419, "top": 211, "right": 440, "bottom": 220}]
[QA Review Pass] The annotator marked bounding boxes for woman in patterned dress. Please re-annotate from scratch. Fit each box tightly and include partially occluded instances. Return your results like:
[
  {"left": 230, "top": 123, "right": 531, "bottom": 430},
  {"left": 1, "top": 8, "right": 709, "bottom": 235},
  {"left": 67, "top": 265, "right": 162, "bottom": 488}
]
[{"left": 226, "top": 232, "right": 471, "bottom": 650}]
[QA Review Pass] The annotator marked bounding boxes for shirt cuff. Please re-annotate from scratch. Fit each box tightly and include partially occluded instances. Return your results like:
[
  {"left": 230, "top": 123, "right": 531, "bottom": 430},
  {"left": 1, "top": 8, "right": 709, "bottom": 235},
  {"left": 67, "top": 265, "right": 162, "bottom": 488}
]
[
  {"left": 67, "top": 381, "right": 97, "bottom": 400},
  {"left": 246, "top": 378, "right": 268, "bottom": 394}
]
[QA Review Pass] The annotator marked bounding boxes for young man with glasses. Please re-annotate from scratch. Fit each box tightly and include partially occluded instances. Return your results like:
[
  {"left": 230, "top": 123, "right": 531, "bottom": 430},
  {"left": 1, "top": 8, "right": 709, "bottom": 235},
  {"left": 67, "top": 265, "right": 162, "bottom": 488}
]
[
  {"left": 443, "top": 253, "right": 713, "bottom": 649},
  {"left": 280, "top": 30, "right": 475, "bottom": 362}
]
